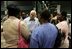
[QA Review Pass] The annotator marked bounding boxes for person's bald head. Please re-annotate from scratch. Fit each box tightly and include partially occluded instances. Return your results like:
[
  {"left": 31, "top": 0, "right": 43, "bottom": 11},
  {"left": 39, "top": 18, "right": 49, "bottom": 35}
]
[{"left": 30, "top": 10, "right": 37, "bottom": 19}]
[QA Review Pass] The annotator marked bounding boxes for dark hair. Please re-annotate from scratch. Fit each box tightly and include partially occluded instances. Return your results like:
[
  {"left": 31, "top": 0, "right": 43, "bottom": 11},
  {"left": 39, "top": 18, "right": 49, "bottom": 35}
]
[
  {"left": 69, "top": 19, "right": 71, "bottom": 23},
  {"left": 53, "top": 11, "right": 57, "bottom": 17},
  {"left": 7, "top": 4, "right": 20, "bottom": 18},
  {"left": 61, "top": 11, "right": 67, "bottom": 20},
  {"left": 40, "top": 9, "right": 51, "bottom": 21}
]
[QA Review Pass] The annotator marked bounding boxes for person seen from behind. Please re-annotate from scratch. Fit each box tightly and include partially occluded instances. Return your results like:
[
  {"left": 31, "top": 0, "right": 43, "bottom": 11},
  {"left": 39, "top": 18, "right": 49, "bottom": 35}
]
[
  {"left": 29, "top": 9, "right": 58, "bottom": 48},
  {"left": 56, "top": 11, "right": 69, "bottom": 48},
  {"left": 2, "top": 4, "right": 30, "bottom": 48}
]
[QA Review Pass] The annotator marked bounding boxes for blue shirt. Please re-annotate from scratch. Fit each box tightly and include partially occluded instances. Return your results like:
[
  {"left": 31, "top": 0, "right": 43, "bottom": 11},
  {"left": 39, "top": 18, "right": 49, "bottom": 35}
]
[{"left": 29, "top": 23, "right": 58, "bottom": 48}]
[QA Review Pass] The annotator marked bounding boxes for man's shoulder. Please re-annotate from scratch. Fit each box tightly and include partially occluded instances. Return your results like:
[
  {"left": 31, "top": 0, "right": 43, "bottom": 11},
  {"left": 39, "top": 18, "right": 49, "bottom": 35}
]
[
  {"left": 33, "top": 25, "right": 43, "bottom": 33},
  {"left": 35, "top": 17, "right": 40, "bottom": 24},
  {"left": 48, "top": 23, "right": 55, "bottom": 27},
  {"left": 24, "top": 17, "right": 30, "bottom": 21},
  {"left": 56, "top": 21, "right": 67, "bottom": 26},
  {"left": 48, "top": 23, "right": 58, "bottom": 31},
  {"left": 35, "top": 17, "right": 39, "bottom": 20},
  {"left": 32, "top": 25, "right": 43, "bottom": 37},
  {"left": 3, "top": 18, "right": 10, "bottom": 24}
]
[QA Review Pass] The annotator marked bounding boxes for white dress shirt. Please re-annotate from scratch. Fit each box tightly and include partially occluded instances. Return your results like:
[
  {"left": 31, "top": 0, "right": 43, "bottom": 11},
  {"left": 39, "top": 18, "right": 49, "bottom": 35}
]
[{"left": 23, "top": 17, "right": 40, "bottom": 33}]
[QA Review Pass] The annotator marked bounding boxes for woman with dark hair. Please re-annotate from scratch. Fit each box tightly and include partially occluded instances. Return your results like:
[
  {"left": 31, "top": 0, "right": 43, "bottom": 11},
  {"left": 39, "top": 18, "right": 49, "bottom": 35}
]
[
  {"left": 2, "top": 4, "right": 30, "bottom": 48},
  {"left": 56, "top": 11, "right": 69, "bottom": 48}
]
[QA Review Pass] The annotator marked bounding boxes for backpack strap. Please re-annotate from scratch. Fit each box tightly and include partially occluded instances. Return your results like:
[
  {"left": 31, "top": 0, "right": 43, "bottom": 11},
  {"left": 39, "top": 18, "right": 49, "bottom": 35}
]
[{"left": 53, "top": 25, "right": 62, "bottom": 48}]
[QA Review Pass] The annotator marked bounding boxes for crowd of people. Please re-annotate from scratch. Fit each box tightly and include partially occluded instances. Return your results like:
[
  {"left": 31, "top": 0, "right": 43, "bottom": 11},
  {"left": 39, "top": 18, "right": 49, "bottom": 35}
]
[{"left": 1, "top": 4, "right": 71, "bottom": 48}]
